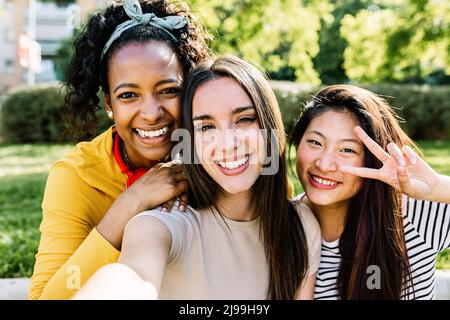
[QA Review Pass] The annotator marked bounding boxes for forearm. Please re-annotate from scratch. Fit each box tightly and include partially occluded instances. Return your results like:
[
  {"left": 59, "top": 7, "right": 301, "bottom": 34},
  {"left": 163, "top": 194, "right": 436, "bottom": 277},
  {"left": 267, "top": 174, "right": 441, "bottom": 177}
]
[
  {"left": 73, "top": 263, "right": 158, "bottom": 300},
  {"left": 96, "top": 193, "right": 143, "bottom": 250},
  {"left": 430, "top": 174, "right": 450, "bottom": 204}
]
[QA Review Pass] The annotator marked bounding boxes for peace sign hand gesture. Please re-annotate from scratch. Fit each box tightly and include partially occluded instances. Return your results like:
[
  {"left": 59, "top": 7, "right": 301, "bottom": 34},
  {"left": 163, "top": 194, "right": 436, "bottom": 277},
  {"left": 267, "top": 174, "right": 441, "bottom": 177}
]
[{"left": 339, "top": 126, "right": 441, "bottom": 201}]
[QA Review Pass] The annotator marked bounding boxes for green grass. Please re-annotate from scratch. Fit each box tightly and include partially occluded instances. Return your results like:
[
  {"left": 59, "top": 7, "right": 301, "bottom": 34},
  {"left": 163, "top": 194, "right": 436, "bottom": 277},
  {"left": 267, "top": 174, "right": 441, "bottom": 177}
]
[
  {"left": 0, "top": 141, "right": 449, "bottom": 277},
  {"left": 0, "top": 144, "right": 73, "bottom": 277}
]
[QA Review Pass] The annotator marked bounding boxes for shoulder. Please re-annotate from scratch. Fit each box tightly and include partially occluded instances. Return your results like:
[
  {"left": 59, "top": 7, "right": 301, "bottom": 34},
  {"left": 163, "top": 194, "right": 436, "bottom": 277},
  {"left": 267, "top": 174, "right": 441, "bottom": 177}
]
[
  {"left": 125, "top": 205, "right": 199, "bottom": 263},
  {"left": 54, "top": 127, "right": 115, "bottom": 171},
  {"left": 128, "top": 205, "right": 198, "bottom": 233},
  {"left": 48, "top": 127, "right": 124, "bottom": 196},
  {"left": 290, "top": 194, "right": 320, "bottom": 233}
]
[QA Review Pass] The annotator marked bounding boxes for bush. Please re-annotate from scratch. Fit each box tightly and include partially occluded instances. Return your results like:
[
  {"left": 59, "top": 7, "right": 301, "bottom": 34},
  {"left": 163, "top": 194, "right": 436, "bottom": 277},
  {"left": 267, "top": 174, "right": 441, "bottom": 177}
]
[
  {"left": 271, "top": 81, "right": 450, "bottom": 140},
  {"left": 0, "top": 83, "right": 66, "bottom": 143},
  {"left": 0, "top": 83, "right": 112, "bottom": 143},
  {"left": 1, "top": 82, "right": 449, "bottom": 142}
]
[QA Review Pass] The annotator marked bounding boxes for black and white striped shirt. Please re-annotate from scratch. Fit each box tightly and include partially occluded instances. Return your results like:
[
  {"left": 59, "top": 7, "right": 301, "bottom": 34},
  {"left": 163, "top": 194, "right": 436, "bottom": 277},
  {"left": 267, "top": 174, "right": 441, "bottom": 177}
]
[{"left": 314, "top": 196, "right": 450, "bottom": 300}]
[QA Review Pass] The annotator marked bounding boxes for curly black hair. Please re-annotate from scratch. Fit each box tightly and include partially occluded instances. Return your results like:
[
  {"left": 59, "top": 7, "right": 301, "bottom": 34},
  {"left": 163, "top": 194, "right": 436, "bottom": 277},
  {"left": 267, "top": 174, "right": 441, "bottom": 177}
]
[{"left": 63, "top": 0, "right": 211, "bottom": 140}]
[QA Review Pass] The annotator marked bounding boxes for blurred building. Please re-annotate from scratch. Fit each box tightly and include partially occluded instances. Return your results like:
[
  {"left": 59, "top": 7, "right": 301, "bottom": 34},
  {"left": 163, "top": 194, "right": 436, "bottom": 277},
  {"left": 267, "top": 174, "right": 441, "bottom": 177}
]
[{"left": 0, "top": 0, "right": 106, "bottom": 94}]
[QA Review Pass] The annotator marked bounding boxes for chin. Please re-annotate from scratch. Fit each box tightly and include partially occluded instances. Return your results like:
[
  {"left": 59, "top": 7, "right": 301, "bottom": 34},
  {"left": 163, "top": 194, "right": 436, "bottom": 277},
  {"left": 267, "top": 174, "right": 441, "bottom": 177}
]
[
  {"left": 220, "top": 180, "right": 255, "bottom": 195},
  {"left": 304, "top": 188, "right": 341, "bottom": 206},
  {"left": 141, "top": 147, "right": 172, "bottom": 162}
]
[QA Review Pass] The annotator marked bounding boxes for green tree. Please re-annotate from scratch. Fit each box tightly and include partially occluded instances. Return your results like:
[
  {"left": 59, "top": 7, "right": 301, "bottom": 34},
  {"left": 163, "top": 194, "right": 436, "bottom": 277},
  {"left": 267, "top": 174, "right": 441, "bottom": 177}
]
[
  {"left": 341, "top": 0, "right": 450, "bottom": 83},
  {"left": 313, "top": 0, "right": 368, "bottom": 84},
  {"left": 189, "top": 0, "right": 324, "bottom": 83}
]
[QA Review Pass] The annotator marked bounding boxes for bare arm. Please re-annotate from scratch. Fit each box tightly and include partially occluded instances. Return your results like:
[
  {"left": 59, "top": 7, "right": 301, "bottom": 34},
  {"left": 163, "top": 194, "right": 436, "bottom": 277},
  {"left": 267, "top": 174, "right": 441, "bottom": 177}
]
[
  {"left": 97, "top": 160, "right": 188, "bottom": 250},
  {"left": 74, "top": 216, "right": 171, "bottom": 299}
]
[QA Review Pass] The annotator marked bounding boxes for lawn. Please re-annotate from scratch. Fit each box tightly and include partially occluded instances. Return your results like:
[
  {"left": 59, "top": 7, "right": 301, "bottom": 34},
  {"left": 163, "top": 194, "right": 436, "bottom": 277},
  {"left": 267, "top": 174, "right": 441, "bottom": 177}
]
[{"left": 0, "top": 141, "right": 449, "bottom": 278}]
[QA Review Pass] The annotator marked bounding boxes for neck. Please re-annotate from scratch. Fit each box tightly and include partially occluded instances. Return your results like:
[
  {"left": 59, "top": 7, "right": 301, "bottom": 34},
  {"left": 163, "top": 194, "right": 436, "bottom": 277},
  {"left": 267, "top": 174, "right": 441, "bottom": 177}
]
[
  {"left": 304, "top": 197, "right": 348, "bottom": 242},
  {"left": 217, "top": 189, "right": 257, "bottom": 222},
  {"left": 121, "top": 139, "right": 158, "bottom": 169}
]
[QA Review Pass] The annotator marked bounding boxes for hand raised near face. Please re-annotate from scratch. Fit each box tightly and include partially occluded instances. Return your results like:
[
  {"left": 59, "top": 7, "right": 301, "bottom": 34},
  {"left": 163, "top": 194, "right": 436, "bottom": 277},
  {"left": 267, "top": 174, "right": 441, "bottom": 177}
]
[{"left": 339, "top": 126, "right": 441, "bottom": 201}]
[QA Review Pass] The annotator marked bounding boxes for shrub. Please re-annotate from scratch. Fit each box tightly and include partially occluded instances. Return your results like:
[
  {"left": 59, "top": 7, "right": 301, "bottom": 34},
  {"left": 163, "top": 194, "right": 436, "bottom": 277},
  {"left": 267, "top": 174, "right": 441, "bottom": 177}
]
[
  {"left": 1, "top": 82, "right": 449, "bottom": 142},
  {"left": 0, "top": 83, "right": 112, "bottom": 143},
  {"left": 271, "top": 81, "right": 450, "bottom": 140},
  {"left": 0, "top": 83, "right": 66, "bottom": 143}
]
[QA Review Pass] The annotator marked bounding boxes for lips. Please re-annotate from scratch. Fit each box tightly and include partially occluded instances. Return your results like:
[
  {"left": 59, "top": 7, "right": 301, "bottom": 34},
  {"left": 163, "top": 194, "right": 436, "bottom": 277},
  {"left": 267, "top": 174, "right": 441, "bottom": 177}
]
[
  {"left": 308, "top": 173, "right": 341, "bottom": 190},
  {"left": 214, "top": 155, "right": 250, "bottom": 176},
  {"left": 135, "top": 126, "right": 170, "bottom": 138},
  {"left": 132, "top": 124, "right": 172, "bottom": 145}
]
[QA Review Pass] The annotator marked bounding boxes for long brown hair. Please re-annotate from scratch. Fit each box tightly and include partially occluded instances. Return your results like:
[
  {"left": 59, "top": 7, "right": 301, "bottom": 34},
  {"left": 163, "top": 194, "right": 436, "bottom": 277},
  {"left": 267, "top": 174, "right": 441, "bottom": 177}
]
[
  {"left": 290, "top": 85, "right": 418, "bottom": 299},
  {"left": 181, "top": 55, "right": 308, "bottom": 299}
]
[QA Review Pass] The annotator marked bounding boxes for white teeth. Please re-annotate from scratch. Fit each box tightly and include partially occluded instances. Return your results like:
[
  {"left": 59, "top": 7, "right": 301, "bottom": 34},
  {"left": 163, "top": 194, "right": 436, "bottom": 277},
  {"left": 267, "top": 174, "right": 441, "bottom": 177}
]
[
  {"left": 312, "top": 175, "right": 338, "bottom": 186},
  {"left": 218, "top": 156, "right": 249, "bottom": 170},
  {"left": 135, "top": 126, "right": 169, "bottom": 138}
]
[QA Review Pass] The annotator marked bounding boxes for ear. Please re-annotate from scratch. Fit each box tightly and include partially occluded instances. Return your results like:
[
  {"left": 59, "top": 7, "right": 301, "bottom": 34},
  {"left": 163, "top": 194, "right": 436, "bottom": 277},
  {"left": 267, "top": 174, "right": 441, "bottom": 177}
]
[{"left": 104, "top": 94, "right": 112, "bottom": 112}]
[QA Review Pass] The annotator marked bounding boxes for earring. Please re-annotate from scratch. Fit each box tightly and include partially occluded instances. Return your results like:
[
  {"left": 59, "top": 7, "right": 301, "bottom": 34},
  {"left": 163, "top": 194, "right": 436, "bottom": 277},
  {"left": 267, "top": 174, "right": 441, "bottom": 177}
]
[{"left": 107, "top": 110, "right": 113, "bottom": 119}]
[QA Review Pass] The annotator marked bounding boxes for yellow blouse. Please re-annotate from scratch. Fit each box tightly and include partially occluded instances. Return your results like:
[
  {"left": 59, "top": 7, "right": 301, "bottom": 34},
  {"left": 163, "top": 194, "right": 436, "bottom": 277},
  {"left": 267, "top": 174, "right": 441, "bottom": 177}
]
[{"left": 29, "top": 126, "right": 126, "bottom": 300}]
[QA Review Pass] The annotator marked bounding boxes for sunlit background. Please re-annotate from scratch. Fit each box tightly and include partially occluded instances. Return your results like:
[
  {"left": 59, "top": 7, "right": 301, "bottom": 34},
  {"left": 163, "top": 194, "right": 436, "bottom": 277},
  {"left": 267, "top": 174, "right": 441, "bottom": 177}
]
[{"left": 0, "top": 0, "right": 449, "bottom": 288}]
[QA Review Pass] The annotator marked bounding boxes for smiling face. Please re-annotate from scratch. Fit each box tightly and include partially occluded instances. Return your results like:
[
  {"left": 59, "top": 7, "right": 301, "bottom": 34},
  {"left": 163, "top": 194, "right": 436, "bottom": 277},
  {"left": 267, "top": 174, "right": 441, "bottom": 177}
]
[
  {"left": 105, "top": 41, "right": 183, "bottom": 168},
  {"left": 192, "top": 77, "right": 265, "bottom": 195},
  {"left": 296, "top": 110, "right": 365, "bottom": 207}
]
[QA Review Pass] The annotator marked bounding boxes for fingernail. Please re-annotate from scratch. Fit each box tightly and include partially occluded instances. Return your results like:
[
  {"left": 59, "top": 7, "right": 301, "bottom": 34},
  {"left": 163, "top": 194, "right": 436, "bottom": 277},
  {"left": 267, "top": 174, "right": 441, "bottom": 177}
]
[
  {"left": 161, "top": 207, "right": 168, "bottom": 212},
  {"left": 179, "top": 205, "right": 185, "bottom": 212}
]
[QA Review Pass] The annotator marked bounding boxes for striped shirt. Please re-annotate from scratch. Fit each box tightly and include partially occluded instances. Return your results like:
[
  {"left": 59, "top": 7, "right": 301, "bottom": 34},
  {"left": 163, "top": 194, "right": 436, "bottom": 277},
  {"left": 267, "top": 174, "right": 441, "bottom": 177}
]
[{"left": 314, "top": 196, "right": 450, "bottom": 300}]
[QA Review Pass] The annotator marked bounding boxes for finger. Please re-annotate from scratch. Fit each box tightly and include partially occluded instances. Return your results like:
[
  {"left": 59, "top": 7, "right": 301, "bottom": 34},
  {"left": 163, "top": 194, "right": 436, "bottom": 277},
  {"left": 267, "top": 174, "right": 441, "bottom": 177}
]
[
  {"left": 161, "top": 159, "right": 183, "bottom": 168},
  {"left": 339, "top": 165, "right": 380, "bottom": 179},
  {"left": 178, "top": 192, "right": 189, "bottom": 212},
  {"left": 387, "top": 143, "right": 406, "bottom": 167},
  {"left": 397, "top": 166, "right": 413, "bottom": 194},
  {"left": 402, "top": 145, "right": 417, "bottom": 165},
  {"left": 170, "top": 164, "right": 185, "bottom": 174},
  {"left": 354, "top": 126, "right": 389, "bottom": 162},
  {"left": 174, "top": 172, "right": 187, "bottom": 182},
  {"left": 162, "top": 199, "right": 175, "bottom": 213},
  {"left": 175, "top": 181, "right": 189, "bottom": 195}
]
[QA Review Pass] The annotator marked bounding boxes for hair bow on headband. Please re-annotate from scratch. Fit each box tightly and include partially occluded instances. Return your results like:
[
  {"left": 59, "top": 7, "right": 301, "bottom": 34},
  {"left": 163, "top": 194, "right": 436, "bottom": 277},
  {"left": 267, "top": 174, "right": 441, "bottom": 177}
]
[{"left": 101, "top": 0, "right": 188, "bottom": 60}]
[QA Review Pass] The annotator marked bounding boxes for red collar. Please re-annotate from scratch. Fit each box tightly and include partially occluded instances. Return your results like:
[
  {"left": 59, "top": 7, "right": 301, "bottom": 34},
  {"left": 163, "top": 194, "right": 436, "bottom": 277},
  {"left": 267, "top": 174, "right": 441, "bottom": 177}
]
[{"left": 113, "top": 133, "right": 149, "bottom": 188}]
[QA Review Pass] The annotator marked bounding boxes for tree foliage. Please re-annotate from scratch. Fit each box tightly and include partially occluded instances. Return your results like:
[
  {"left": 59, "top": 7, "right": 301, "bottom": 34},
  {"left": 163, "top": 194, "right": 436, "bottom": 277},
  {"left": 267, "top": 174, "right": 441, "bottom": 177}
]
[
  {"left": 189, "top": 0, "right": 325, "bottom": 83},
  {"left": 50, "top": 0, "right": 450, "bottom": 84},
  {"left": 312, "top": 0, "right": 368, "bottom": 84},
  {"left": 341, "top": 0, "right": 450, "bottom": 83}
]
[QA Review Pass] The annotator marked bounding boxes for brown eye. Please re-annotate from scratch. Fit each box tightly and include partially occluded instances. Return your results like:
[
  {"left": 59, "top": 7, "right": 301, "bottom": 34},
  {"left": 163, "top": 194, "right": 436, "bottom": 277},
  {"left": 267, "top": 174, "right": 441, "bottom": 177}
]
[
  {"left": 118, "top": 92, "right": 137, "bottom": 99},
  {"left": 160, "top": 87, "right": 180, "bottom": 95},
  {"left": 237, "top": 117, "right": 256, "bottom": 124},
  {"left": 307, "top": 139, "right": 321, "bottom": 146}
]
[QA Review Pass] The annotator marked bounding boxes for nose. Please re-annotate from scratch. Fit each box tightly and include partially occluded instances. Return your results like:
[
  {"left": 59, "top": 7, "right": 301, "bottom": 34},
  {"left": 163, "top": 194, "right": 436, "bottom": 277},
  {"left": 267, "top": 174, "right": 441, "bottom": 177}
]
[
  {"left": 139, "top": 96, "right": 162, "bottom": 123},
  {"left": 314, "top": 151, "right": 338, "bottom": 172},
  {"left": 218, "top": 129, "right": 240, "bottom": 157}
]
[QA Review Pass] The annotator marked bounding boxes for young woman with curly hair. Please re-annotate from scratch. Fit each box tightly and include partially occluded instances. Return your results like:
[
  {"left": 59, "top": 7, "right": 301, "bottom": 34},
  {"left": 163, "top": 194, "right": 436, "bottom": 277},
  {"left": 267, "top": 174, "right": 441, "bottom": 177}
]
[{"left": 29, "top": 0, "right": 210, "bottom": 300}]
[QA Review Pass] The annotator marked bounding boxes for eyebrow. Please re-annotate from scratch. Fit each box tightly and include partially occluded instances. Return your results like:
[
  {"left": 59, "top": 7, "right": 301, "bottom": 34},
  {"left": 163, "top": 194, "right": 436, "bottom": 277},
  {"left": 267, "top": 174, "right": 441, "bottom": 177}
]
[
  {"left": 113, "top": 79, "right": 181, "bottom": 94},
  {"left": 192, "top": 105, "right": 255, "bottom": 122},
  {"left": 307, "top": 130, "right": 362, "bottom": 144}
]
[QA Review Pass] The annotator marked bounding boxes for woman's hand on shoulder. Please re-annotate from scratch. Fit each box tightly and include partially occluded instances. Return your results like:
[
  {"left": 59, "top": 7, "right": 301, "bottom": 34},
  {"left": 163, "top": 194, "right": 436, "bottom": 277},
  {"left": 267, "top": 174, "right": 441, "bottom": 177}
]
[{"left": 124, "top": 159, "right": 188, "bottom": 213}]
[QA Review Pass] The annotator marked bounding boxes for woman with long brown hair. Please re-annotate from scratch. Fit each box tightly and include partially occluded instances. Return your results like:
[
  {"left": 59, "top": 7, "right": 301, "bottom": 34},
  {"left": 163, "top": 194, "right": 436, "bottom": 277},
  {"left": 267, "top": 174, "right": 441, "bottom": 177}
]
[
  {"left": 290, "top": 84, "right": 450, "bottom": 299},
  {"left": 74, "top": 55, "right": 321, "bottom": 299}
]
